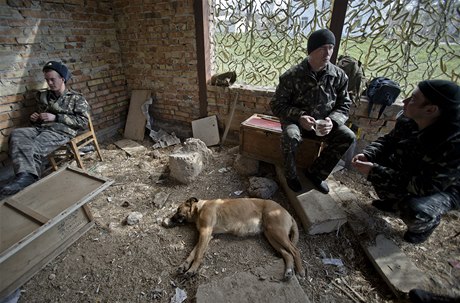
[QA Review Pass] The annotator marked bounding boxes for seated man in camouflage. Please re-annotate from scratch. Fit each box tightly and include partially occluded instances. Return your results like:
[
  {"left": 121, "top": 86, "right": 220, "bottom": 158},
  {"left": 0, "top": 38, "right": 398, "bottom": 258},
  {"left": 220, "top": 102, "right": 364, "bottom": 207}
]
[
  {"left": 270, "top": 28, "right": 356, "bottom": 194},
  {"left": 352, "top": 80, "right": 460, "bottom": 244},
  {"left": 1, "top": 61, "right": 90, "bottom": 196}
]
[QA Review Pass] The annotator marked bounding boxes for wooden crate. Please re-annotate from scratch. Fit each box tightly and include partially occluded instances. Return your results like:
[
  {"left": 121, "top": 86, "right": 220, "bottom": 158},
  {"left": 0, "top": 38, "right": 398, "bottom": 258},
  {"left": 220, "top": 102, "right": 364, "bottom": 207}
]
[
  {"left": 0, "top": 166, "right": 113, "bottom": 299},
  {"left": 239, "top": 114, "right": 323, "bottom": 168}
]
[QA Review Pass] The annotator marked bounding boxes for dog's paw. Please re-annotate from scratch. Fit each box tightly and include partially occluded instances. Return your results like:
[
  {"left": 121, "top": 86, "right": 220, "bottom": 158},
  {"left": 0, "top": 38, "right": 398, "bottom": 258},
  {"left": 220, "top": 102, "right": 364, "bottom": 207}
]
[
  {"left": 283, "top": 268, "right": 294, "bottom": 281},
  {"left": 183, "top": 269, "right": 197, "bottom": 279},
  {"left": 177, "top": 260, "right": 193, "bottom": 274},
  {"left": 176, "top": 264, "right": 187, "bottom": 274},
  {"left": 297, "top": 268, "right": 306, "bottom": 278}
]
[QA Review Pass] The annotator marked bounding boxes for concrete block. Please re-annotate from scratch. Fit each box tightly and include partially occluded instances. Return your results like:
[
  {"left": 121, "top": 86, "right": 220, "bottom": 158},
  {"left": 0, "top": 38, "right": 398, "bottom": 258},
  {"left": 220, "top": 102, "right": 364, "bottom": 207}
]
[
  {"left": 276, "top": 166, "right": 347, "bottom": 235},
  {"left": 196, "top": 260, "right": 310, "bottom": 303},
  {"left": 364, "top": 234, "right": 428, "bottom": 297}
]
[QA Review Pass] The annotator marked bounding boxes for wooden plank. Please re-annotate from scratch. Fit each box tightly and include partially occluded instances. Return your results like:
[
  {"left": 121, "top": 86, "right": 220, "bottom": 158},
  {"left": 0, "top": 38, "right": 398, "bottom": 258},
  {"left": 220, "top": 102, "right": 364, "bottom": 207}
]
[
  {"left": 0, "top": 167, "right": 112, "bottom": 257},
  {"left": 0, "top": 208, "right": 94, "bottom": 299},
  {"left": 192, "top": 115, "right": 220, "bottom": 146},
  {"left": 0, "top": 166, "right": 113, "bottom": 298},
  {"left": 124, "top": 90, "right": 151, "bottom": 141},
  {"left": 364, "top": 234, "right": 428, "bottom": 297},
  {"left": 4, "top": 199, "right": 49, "bottom": 225},
  {"left": 114, "top": 138, "right": 146, "bottom": 156}
]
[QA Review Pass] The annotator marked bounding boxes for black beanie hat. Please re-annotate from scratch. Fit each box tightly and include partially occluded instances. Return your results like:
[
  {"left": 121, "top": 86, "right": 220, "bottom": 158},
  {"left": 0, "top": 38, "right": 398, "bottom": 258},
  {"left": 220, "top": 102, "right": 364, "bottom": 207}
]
[
  {"left": 418, "top": 80, "right": 460, "bottom": 112},
  {"left": 307, "top": 29, "right": 336, "bottom": 54},
  {"left": 43, "top": 61, "right": 71, "bottom": 82}
]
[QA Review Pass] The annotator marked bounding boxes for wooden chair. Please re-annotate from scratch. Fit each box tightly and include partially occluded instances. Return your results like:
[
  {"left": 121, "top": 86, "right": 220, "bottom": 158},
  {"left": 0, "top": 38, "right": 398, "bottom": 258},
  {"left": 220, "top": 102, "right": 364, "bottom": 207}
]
[{"left": 48, "top": 115, "right": 103, "bottom": 171}]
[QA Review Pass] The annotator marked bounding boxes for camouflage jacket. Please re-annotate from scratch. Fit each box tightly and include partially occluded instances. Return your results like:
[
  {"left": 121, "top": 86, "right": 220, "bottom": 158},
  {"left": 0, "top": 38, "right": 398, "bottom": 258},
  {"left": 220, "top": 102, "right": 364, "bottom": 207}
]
[
  {"left": 35, "top": 89, "right": 90, "bottom": 137},
  {"left": 363, "top": 114, "right": 460, "bottom": 208},
  {"left": 270, "top": 58, "right": 352, "bottom": 126}
]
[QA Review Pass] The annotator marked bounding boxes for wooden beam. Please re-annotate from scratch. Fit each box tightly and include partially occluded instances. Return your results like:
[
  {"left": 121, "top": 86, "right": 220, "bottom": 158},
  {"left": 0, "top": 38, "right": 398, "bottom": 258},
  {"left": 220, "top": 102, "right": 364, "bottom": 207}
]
[
  {"left": 194, "top": 0, "right": 211, "bottom": 118},
  {"left": 329, "top": 0, "right": 349, "bottom": 64},
  {"left": 5, "top": 199, "right": 49, "bottom": 225}
]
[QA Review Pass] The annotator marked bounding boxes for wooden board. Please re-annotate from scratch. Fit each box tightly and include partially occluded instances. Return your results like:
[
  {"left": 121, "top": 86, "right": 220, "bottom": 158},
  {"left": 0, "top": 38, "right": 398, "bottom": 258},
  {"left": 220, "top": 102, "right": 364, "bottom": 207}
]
[
  {"left": 240, "top": 114, "right": 323, "bottom": 168},
  {"left": 365, "top": 234, "right": 428, "bottom": 297},
  {"left": 0, "top": 166, "right": 113, "bottom": 298},
  {"left": 114, "top": 138, "right": 146, "bottom": 156},
  {"left": 192, "top": 115, "right": 220, "bottom": 146},
  {"left": 124, "top": 90, "right": 151, "bottom": 141}
]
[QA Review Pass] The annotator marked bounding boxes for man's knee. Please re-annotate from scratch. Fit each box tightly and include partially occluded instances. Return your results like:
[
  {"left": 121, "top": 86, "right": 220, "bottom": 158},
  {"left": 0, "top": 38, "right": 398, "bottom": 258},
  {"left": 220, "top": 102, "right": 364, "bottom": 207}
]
[
  {"left": 9, "top": 127, "right": 33, "bottom": 144},
  {"left": 399, "top": 193, "right": 453, "bottom": 228},
  {"left": 281, "top": 124, "right": 301, "bottom": 150},
  {"left": 335, "top": 125, "right": 356, "bottom": 144}
]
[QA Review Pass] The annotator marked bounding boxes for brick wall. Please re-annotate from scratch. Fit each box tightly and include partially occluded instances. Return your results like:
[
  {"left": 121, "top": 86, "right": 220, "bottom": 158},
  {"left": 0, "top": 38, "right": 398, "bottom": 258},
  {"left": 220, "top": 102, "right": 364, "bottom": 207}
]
[
  {"left": 113, "top": 0, "right": 200, "bottom": 127},
  {"left": 207, "top": 85, "right": 404, "bottom": 146},
  {"left": 0, "top": 0, "right": 400, "bottom": 172},
  {"left": 0, "top": 0, "right": 203, "bottom": 168},
  {"left": 0, "top": 0, "right": 129, "bottom": 167}
]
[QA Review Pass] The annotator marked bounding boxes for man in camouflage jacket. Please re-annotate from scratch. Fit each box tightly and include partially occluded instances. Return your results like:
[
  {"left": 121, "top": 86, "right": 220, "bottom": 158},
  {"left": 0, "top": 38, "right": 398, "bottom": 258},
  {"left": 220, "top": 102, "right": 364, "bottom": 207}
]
[
  {"left": 270, "top": 28, "right": 356, "bottom": 194},
  {"left": 352, "top": 80, "right": 460, "bottom": 244},
  {"left": 1, "top": 61, "right": 90, "bottom": 196}
]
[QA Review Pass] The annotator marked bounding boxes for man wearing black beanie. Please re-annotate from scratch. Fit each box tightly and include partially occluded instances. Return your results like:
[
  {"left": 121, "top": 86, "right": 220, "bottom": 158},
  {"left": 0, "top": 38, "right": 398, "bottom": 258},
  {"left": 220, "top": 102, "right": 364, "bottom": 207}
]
[
  {"left": 270, "top": 28, "right": 355, "bottom": 194},
  {"left": 1, "top": 61, "right": 90, "bottom": 196},
  {"left": 352, "top": 80, "right": 460, "bottom": 244}
]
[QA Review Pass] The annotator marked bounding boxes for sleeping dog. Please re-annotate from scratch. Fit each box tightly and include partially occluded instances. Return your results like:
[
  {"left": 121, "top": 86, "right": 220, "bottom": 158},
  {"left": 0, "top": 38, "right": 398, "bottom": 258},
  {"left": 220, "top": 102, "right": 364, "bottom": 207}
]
[{"left": 163, "top": 197, "right": 305, "bottom": 281}]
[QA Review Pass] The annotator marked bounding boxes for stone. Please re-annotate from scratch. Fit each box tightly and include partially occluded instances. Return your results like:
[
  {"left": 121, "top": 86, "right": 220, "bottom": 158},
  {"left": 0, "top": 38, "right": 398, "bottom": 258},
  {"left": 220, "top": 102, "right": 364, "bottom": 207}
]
[
  {"left": 276, "top": 166, "right": 347, "bottom": 235},
  {"left": 247, "top": 176, "right": 278, "bottom": 199},
  {"left": 196, "top": 260, "right": 310, "bottom": 303},
  {"left": 169, "top": 138, "right": 213, "bottom": 184},
  {"left": 126, "top": 211, "right": 143, "bottom": 225}
]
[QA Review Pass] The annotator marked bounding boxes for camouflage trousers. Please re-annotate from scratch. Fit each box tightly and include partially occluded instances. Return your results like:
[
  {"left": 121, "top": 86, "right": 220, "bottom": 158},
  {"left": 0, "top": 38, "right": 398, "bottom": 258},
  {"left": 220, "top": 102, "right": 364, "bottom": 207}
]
[
  {"left": 373, "top": 182, "right": 457, "bottom": 234},
  {"left": 8, "top": 127, "right": 72, "bottom": 177},
  {"left": 281, "top": 123, "right": 355, "bottom": 180}
]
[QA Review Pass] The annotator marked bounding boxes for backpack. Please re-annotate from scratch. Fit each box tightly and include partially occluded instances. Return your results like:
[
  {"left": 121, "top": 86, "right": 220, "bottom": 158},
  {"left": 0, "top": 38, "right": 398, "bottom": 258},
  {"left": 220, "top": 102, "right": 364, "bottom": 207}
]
[
  {"left": 365, "top": 77, "right": 401, "bottom": 119},
  {"left": 337, "top": 55, "right": 366, "bottom": 104}
]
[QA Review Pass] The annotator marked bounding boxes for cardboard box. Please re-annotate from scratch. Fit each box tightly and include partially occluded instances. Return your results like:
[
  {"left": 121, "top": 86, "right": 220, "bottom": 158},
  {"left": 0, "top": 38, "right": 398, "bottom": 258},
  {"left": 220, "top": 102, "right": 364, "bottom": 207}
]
[
  {"left": 0, "top": 167, "right": 113, "bottom": 298},
  {"left": 239, "top": 114, "right": 323, "bottom": 168}
]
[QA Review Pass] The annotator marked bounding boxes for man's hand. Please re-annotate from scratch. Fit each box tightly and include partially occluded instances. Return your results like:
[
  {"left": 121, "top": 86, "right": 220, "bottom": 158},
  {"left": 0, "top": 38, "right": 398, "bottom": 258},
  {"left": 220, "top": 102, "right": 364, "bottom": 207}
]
[
  {"left": 299, "top": 115, "right": 316, "bottom": 131},
  {"left": 351, "top": 153, "right": 374, "bottom": 176},
  {"left": 30, "top": 112, "right": 40, "bottom": 122},
  {"left": 315, "top": 117, "right": 333, "bottom": 136},
  {"left": 38, "top": 113, "right": 56, "bottom": 122}
]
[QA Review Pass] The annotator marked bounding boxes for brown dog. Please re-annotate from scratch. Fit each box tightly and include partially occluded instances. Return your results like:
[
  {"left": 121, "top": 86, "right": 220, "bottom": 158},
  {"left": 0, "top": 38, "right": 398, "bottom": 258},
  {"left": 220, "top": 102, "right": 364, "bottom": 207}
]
[{"left": 163, "top": 197, "right": 305, "bottom": 281}]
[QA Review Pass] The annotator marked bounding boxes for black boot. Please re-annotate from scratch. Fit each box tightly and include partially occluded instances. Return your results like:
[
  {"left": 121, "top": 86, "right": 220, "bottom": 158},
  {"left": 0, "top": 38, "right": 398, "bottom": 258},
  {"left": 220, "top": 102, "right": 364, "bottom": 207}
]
[
  {"left": 409, "top": 288, "right": 460, "bottom": 303},
  {"left": 286, "top": 177, "right": 302, "bottom": 192},
  {"left": 304, "top": 170, "right": 329, "bottom": 194},
  {"left": 371, "top": 199, "right": 397, "bottom": 213},
  {"left": 403, "top": 227, "right": 436, "bottom": 244},
  {"left": 0, "top": 173, "right": 38, "bottom": 196}
]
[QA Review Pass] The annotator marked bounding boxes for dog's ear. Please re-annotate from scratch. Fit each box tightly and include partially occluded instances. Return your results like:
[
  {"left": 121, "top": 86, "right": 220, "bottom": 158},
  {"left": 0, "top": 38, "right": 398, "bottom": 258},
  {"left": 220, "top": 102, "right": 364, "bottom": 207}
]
[{"left": 186, "top": 197, "right": 198, "bottom": 204}]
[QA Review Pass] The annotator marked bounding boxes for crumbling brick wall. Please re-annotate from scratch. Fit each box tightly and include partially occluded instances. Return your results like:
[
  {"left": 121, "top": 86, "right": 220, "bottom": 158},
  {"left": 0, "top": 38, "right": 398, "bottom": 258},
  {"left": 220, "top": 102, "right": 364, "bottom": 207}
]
[
  {"left": 0, "top": 1, "right": 130, "bottom": 168},
  {"left": 0, "top": 0, "right": 200, "bottom": 169},
  {"left": 207, "top": 85, "right": 403, "bottom": 147},
  {"left": 0, "top": 0, "right": 401, "bottom": 172}
]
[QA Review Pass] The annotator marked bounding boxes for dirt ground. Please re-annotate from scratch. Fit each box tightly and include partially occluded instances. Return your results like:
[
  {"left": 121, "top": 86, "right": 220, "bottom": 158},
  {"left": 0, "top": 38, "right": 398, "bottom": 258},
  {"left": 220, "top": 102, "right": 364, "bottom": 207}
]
[{"left": 15, "top": 136, "right": 460, "bottom": 303}]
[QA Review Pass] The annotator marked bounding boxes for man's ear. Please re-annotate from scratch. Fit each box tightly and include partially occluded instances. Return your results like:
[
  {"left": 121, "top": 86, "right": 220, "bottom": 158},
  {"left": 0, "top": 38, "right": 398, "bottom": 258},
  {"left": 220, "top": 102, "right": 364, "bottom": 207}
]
[{"left": 425, "top": 104, "right": 440, "bottom": 117}]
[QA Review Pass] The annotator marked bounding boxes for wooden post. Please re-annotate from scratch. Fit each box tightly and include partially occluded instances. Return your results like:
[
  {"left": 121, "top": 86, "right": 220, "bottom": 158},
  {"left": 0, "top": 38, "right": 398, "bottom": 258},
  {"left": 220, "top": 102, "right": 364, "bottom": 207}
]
[
  {"left": 329, "top": 0, "right": 349, "bottom": 64},
  {"left": 194, "top": 0, "right": 212, "bottom": 118}
]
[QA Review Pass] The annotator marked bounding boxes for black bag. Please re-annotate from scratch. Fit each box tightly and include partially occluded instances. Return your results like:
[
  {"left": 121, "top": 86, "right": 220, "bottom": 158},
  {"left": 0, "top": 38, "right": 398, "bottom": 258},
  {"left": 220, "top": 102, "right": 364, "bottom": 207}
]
[
  {"left": 337, "top": 55, "right": 366, "bottom": 104},
  {"left": 366, "top": 77, "right": 401, "bottom": 119}
]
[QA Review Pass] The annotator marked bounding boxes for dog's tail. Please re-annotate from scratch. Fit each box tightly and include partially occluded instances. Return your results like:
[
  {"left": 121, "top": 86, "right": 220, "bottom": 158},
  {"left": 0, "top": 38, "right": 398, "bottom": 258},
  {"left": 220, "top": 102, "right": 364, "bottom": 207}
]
[{"left": 289, "top": 218, "right": 299, "bottom": 245}]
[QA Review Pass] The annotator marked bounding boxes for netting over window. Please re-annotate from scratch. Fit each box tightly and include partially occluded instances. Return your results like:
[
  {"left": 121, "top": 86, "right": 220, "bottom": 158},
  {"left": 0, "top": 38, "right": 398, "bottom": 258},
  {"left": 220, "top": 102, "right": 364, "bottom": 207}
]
[{"left": 210, "top": 0, "right": 459, "bottom": 96}]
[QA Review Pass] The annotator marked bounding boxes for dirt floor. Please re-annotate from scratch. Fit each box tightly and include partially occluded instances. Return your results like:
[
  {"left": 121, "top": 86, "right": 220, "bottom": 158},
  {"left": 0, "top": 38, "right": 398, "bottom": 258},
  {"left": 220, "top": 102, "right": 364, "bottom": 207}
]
[{"left": 13, "top": 136, "right": 460, "bottom": 303}]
